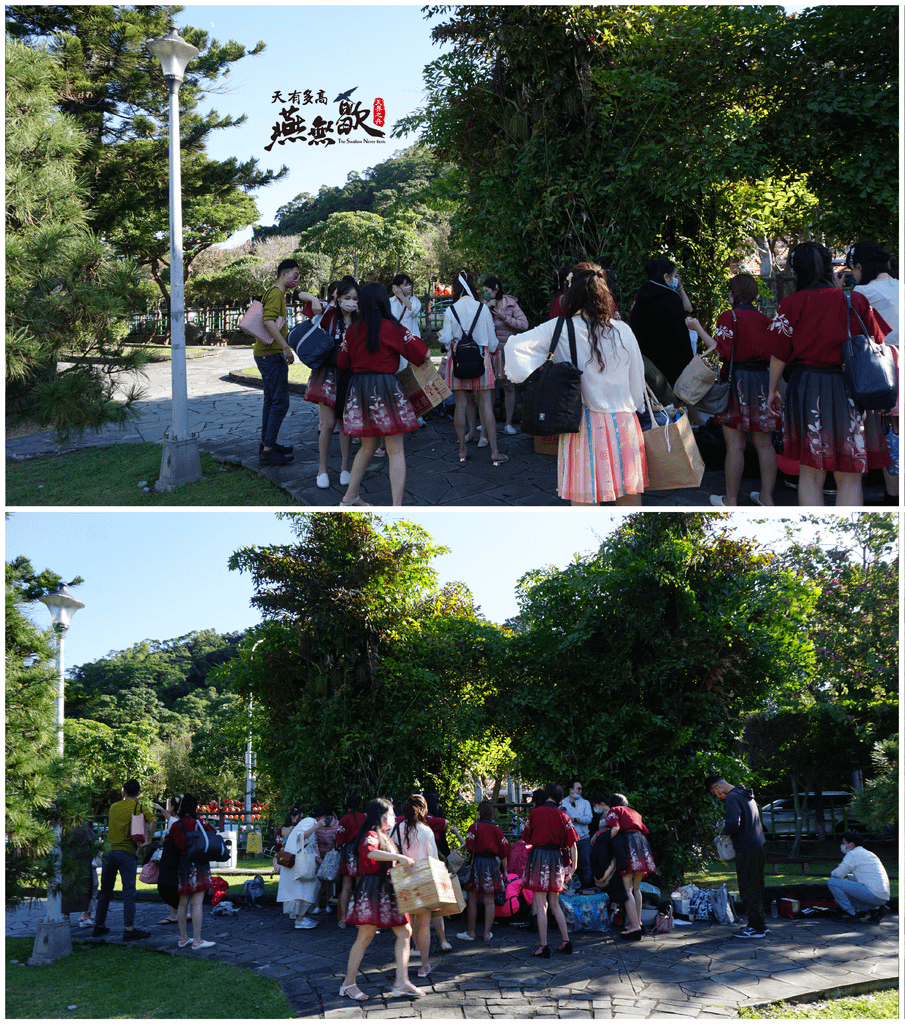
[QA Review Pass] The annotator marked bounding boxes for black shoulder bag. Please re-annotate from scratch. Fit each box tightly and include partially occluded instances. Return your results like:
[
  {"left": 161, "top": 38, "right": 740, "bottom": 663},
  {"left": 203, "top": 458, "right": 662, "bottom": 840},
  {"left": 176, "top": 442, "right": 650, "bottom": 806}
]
[
  {"left": 519, "top": 317, "right": 584, "bottom": 435},
  {"left": 842, "top": 291, "right": 897, "bottom": 411}
]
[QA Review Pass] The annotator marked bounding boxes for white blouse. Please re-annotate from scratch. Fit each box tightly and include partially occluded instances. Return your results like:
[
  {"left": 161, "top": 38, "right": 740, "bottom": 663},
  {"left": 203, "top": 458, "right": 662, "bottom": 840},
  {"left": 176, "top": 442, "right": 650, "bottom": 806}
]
[
  {"left": 855, "top": 279, "right": 899, "bottom": 347},
  {"left": 506, "top": 316, "right": 646, "bottom": 414},
  {"left": 389, "top": 294, "right": 422, "bottom": 338},
  {"left": 391, "top": 820, "right": 438, "bottom": 862},
  {"left": 439, "top": 297, "right": 499, "bottom": 353}
]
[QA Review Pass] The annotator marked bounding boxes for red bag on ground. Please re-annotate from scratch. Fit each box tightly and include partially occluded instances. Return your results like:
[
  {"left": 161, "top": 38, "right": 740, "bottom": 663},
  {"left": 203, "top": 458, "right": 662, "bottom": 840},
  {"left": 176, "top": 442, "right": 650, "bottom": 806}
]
[{"left": 210, "top": 876, "right": 229, "bottom": 906}]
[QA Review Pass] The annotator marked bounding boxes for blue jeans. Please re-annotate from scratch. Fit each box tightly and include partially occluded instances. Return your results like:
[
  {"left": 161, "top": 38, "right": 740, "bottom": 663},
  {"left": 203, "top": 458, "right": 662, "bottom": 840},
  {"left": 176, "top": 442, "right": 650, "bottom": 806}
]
[
  {"left": 827, "top": 877, "right": 886, "bottom": 914},
  {"left": 94, "top": 849, "right": 138, "bottom": 929},
  {"left": 255, "top": 353, "right": 290, "bottom": 448}
]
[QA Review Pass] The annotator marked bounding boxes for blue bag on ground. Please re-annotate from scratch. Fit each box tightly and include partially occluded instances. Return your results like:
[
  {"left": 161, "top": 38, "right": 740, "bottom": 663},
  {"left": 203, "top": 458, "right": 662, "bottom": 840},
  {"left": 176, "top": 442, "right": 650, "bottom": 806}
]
[
  {"left": 559, "top": 891, "right": 610, "bottom": 931},
  {"left": 288, "top": 320, "right": 336, "bottom": 369}
]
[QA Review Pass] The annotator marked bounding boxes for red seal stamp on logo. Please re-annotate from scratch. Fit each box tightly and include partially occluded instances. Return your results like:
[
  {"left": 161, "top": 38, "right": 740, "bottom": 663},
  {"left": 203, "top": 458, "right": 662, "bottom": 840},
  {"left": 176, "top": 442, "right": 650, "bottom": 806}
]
[{"left": 373, "top": 98, "right": 385, "bottom": 127}]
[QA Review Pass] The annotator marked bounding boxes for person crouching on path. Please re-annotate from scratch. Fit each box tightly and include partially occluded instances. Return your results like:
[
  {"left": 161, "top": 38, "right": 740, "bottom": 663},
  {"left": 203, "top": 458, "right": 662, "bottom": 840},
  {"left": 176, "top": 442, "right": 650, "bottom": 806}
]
[
  {"left": 340, "top": 797, "right": 420, "bottom": 1002},
  {"left": 521, "top": 782, "right": 579, "bottom": 958},
  {"left": 827, "top": 831, "right": 891, "bottom": 923},
  {"left": 337, "top": 282, "right": 429, "bottom": 507},
  {"left": 458, "top": 800, "right": 510, "bottom": 944}
]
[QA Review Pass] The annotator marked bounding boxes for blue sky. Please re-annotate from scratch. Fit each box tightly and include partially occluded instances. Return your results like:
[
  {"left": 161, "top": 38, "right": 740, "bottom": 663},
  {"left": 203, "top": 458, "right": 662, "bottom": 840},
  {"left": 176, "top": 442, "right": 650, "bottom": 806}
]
[
  {"left": 178, "top": 3, "right": 453, "bottom": 240},
  {"left": 176, "top": 3, "right": 811, "bottom": 244},
  {"left": 6, "top": 510, "right": 827, "bottom": 674}
]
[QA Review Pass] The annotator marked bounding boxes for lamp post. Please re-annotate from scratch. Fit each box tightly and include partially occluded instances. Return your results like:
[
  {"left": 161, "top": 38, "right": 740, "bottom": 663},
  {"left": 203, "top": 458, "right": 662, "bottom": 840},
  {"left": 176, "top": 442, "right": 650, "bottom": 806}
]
[
  {"left": 28, "top": 585, "right": 85, "bottom": 966},
  {"left": 149, "top": 27, "right": 202, "bottom": 491}
]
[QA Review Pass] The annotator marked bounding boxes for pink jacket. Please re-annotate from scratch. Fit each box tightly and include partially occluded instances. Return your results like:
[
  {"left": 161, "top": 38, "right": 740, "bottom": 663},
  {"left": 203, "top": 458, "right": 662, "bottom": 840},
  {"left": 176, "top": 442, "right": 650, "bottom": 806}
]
[{"left": 489, "top": 295, "right": 529, "bottom": 345}]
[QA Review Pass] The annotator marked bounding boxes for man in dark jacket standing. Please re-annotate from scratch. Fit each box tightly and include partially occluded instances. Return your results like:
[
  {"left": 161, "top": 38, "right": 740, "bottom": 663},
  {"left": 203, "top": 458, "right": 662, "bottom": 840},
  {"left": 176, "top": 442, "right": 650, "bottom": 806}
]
[{"left": 706, "top": 775, "right": 767, "bottom": 939}]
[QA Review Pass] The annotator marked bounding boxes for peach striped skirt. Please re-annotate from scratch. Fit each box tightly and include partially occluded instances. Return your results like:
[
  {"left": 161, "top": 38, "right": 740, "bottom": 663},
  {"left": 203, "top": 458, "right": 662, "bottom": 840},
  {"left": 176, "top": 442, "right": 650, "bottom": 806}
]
[{"left": 557, "top": 409, "right": 648, "bottom": 504}]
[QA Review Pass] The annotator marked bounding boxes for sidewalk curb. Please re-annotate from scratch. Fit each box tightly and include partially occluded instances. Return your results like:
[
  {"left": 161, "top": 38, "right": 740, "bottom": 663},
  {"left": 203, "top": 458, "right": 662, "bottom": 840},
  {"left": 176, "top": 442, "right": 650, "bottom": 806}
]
[{"left": 745, "top": 974, "right": 899, "bottom": 1011}]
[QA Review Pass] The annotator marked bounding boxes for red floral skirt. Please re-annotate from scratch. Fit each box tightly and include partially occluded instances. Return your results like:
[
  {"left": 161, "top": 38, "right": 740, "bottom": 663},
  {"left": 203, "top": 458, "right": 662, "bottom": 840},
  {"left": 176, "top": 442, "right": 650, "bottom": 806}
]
[
  {"left": 304, "top": 364, "right": 337, "bottom": 407},
  {"left": 715, "top": 365, "right": 782, "bottom": 433},
  {"left": 342, "top": 372, "right": 419, "bottom": 437},
  {"left": 613, "top": 832, "right": 656, "bottom": 879},
  {"left": 177, "top": 858, "right": 214, "bottom": 897},
  {"left": 783, "top": 367, "right": 889, "bottom": 473},
  {"left": 522, "top": 846, "right": 567, "bottom": 894},
  {"left": 345, "top": 872, "right": 409, "bottom": 928},
  {"left": 466, "top": 853, "right": 504, "bottom": 895}
]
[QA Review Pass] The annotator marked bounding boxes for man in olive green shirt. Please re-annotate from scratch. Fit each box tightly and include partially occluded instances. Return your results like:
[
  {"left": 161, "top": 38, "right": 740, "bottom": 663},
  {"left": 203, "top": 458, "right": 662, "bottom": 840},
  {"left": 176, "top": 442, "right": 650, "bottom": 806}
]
[
  {"left": 257, "top": 259, "right": 322, "bottom": 465},
  {"left": 92, "top": 779, "right": 156, "bottom": 941}
]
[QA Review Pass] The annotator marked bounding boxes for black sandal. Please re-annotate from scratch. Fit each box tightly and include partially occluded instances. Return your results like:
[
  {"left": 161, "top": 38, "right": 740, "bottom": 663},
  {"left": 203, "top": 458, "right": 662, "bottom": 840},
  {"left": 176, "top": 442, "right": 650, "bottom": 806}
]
[
  {"left": 557, "top": 940, "right": 573, "bottom": 954},
  {"left": 532, "top": 944, "right": 551, "bottom": 958}
]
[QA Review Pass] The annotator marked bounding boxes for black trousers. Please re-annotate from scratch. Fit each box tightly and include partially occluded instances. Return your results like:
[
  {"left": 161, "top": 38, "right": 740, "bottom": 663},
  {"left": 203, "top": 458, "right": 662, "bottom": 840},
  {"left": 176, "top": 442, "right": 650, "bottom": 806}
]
[{"left": 735, "top": 846, "right": 766, "bottom": 930}]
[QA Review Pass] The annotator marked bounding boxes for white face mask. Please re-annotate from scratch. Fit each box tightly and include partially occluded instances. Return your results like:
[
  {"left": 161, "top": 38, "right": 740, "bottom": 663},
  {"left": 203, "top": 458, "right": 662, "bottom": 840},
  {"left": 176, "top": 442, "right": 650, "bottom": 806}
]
[
  {"left": 840, "top": 843, "right": 849, "bottom": 854},
  {"left": 339, "top": 297, "right": 357, "bottom": 312}
]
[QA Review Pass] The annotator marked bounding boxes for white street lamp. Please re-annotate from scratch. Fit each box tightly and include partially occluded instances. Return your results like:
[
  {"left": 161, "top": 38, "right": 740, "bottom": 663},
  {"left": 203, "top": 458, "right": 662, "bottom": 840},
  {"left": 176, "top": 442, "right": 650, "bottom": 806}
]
[
  {"left": 148, "top": 27, "right": 202, "bottom": 491},
  {"left": 28, "top": 584, "right": 85, "bottom": 966}
]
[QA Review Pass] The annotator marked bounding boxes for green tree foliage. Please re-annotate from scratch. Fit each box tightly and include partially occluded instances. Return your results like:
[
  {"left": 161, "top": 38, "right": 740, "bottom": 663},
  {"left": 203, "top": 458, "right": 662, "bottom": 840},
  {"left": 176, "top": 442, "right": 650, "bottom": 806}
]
[
  {"left": 5, "top": 38, "right": 151, "bottom": 438},
  {"left": 63, "top": 719, "right": 161, "bottom": 810},
  {"left": 297, "top": 211, "right": 426, "bottom": 284},
  {"left": 757, "top": 5, "right": 898, "bottom": 246},
  {"left": 219, "top": 513, "right": 509, "bottom": 817},
  {"left": 5, "top": 557, "right": 88, "bottom": 899},
  {"left": 397, "top": 5, "right": 897, "bottom": 324},
  {"left": 261, "top": 146, "right": 444, "bottom": 237},
  {"left": 504, "top": 513, "right": 819, "bottom": 881},
  {"left": 6, "top": 4, "right": 288, "bottom": 305},
  {"left": 743, "top": 514, "right": 898, "bottom": 847},
  {"left": 850, "top": 735, "right": 898, "bottom": 836}
]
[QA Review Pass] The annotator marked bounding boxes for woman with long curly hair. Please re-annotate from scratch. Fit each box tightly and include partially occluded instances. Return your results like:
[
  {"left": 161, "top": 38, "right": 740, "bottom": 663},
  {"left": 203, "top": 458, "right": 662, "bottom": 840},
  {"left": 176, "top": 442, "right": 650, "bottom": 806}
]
[
  {"left": 506, "top": 262, "right": 648, "bottom": 505},
  {"left": 389, "top": 795, "right": 439, "bottom": 979},
  {"left": 767, "top": 241, "right": 891, "bottom": 506}
]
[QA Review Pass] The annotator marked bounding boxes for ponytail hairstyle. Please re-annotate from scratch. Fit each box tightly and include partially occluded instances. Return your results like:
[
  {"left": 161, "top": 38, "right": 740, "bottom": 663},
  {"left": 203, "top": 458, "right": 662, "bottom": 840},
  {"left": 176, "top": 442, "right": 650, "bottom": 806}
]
[
  {"left": 544, "top": 782, "right": 564, "bottom": 803},
  {"left": 561, "top": 261, "right": 618, "bottom": 371},
  {"left": 353, "top": 796, "right": 396, "bottom": 854},
  {"left": 401, "top": 794, "right": 428, "bottom": 847},
  {"left": 788, "top": 241, "right": 834, "bottom": 291},
  {"left": 356, "top": 281, "right": 398, "bottom": 354},
  {"left": 848, "top": 241, "right": 897, "bottom": 285},
  {"left": 452, "top": 270, "right": 478, "bottom": 302}
]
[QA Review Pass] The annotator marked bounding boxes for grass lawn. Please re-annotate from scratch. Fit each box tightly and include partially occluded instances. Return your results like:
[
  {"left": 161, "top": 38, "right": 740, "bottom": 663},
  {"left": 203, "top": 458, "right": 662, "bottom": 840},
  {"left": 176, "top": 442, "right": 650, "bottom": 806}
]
[
  {"left": 240, "top": 363, "right": 311, "bottom": 385},
  {"left": 6, "top": 444, "right": 292, "bottom": 506},
  {"left": 739, "top": 989, "right": 898, "bottom": 1018},
  {"left": 5, "top": 937, "right": 295, "bottom": 1019},
  {"left": 686, "top": 856, "right": 899, "bottom": 899}
]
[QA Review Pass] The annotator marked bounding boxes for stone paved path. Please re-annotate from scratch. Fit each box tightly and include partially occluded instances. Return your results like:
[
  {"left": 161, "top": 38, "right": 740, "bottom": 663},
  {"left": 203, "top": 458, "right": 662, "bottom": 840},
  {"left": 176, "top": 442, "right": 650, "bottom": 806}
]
[
  {"left": 8, "top": 348, "right": 885, "bottom": 507},
  {"left": 7, "top": 897, "right": 897, "bottom": 1018}
]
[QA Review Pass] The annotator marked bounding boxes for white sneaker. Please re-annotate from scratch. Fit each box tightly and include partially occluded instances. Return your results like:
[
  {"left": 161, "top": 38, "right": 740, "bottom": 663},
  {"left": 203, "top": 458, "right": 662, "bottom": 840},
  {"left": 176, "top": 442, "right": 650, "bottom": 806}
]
[
  {"left": 296, "top": 917, "right": 319, "bottom": 929},
  {"left": 309, "top": 907, "right": 321, "bottom": 915},
  {"left": 340, "top": 470, "right": 351, "bottom": 486},
  {"left": 316, "top": 473, "right": 330, "bottom": 489},
  {"left": 456, "top": 931, "right": 476, "bottom": 941},
  {"left": 374, "top": 446, "right": 387, "bottom": 458},
  {"left": 709, "top": 494, "right": 726, "bottom": 506},
  {"left": 503, "top": 424, "right": 518, "bottom": 435}
]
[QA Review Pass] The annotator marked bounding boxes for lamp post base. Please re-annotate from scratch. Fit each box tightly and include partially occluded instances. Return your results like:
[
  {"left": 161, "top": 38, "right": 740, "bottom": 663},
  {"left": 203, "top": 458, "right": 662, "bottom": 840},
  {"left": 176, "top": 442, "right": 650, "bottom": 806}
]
[
  {"left": 155, "top": 434, "right": 202, "bottom": 492},
  {"left": 28, "top": 919, "right": 72, "bottom": 964}
]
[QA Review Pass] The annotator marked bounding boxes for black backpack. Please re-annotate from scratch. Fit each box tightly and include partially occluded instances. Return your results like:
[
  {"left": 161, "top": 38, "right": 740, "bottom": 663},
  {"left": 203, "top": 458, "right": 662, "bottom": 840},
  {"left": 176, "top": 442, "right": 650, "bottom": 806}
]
[{"left": 450, "top": 304, "right": 486, "bottom": 379}]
